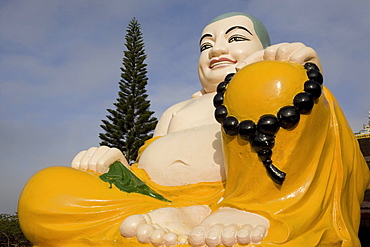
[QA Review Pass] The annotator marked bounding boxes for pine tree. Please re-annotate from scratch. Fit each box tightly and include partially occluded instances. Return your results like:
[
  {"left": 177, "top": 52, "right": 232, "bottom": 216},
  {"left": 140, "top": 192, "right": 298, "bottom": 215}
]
[{"left": 99, "top": 18, "right": 157, "bottom": 164}]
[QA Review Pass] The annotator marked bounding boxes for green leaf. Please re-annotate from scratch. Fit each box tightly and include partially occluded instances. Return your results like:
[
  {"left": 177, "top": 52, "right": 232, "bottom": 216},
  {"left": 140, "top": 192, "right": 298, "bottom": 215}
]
[{"left": 99, "top": 161, "right": 170, "bottom": 202}]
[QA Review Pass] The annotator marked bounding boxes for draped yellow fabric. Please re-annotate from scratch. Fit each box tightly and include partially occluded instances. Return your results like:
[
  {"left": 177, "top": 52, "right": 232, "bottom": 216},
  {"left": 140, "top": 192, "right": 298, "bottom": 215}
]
[
  {"left": 18, "top": 61, "right": 369, "bottom": 247},
  {"left": 18, "top": 164, "right": 224, "bottom": 247},
  {"left": 215, "top": 61, "right": 370, "bottom": 246}
]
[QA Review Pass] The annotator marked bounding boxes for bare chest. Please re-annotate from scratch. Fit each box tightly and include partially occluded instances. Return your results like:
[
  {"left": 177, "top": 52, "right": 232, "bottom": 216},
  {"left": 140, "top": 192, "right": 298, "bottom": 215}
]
[{"left": 167, "top": 93, "right": 218, "bottom": 133}]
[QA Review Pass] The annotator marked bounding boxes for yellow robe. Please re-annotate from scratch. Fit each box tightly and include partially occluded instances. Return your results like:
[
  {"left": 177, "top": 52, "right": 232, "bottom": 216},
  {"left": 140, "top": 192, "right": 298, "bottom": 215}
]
[
  {"left": 18, "top": 163, "right": 224, "bottom": 246},
  {"left": 18, "top": 61, "right": 369, "bottom": 247},
  {"left": 215, "top": 61, "right": 370, "bottom": 246}
]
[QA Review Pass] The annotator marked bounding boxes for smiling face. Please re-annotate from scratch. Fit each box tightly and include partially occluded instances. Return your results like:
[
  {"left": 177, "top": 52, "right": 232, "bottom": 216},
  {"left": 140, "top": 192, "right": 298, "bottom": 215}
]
[{"left": 198, "top": 15, "right": 264, "bottom": 93}]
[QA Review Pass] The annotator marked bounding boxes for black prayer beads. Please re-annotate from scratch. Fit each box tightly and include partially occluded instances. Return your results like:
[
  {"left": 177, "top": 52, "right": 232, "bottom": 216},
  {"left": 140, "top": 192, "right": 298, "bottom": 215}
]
[{"left": 213, "top": 62, "right": 323, "bottom": 185}]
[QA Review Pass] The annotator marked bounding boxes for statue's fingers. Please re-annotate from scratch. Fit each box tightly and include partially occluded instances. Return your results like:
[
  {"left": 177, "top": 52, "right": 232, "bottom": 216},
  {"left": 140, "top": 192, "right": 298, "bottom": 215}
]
[
  {"left": 289, "top": 46, "right": 322, "bottom": 72},
  {"left": 97, "top": 147, "right": 128, "bottom": 174},
  {"left": 71, "top": 150, "right": 86, "bottom": 169},
  {"left": 263, "top": 42, "right": 289, "bottom": 61},
  {"left": 205, "top": 224, "right": 223, "bottom": 247},
  {"left": 79, "top": 147, "right": 98, "bottom": 170},
  {"left": 236, "top": 50, "right": 264, "bottom": 71},
  {"left": 221, "top": 224, "right": 238, "bottom": 246},
  {"left": 275, "top": 42, "right": 306, "bottom": 61},
  {"left": 87, "top": 146, "right": 110, "bottom": 172}
]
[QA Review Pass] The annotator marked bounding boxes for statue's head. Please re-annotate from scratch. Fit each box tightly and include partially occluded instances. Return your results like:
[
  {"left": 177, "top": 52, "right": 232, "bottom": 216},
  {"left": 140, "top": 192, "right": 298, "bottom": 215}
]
[{"left": 198, "top": 12, "right": 270, "bottom": 93}]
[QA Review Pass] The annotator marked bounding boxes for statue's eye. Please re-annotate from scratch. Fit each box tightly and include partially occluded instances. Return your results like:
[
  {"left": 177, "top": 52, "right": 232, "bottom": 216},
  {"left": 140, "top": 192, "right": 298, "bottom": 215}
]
[
  {"left": 229, "top": 35, "right": 249, "bottom": 43},
  {"left": 200, "top": 43, "right": 212, "bottom": 52}
]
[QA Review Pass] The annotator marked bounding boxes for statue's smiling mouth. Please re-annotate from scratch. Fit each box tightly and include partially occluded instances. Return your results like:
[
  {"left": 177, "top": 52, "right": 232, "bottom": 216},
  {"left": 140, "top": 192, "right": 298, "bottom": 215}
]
[{"left": 209, "top": 58, "right": 237, "bottom": 69}]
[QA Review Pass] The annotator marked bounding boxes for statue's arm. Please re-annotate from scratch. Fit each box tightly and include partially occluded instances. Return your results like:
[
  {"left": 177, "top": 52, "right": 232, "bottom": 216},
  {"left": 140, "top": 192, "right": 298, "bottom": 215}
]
[
  {"left": 237, "top": 42, "right": 322, "bottom": 72},
  {"left": 71, "top": 98, "right": 192, "bottom": 173}
]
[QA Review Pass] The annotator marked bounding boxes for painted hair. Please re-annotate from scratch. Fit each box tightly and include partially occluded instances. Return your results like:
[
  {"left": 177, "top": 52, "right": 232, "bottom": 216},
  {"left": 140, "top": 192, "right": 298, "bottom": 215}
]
[{"left": 209, "top": 12, "right": 271, "bottom": 49}]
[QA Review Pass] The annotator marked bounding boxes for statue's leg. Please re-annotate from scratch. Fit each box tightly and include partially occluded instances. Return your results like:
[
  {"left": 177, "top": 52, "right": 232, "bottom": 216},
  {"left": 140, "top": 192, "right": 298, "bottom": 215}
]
[{"left": 18, "top": 166, "right": 167, "bottom": 246}]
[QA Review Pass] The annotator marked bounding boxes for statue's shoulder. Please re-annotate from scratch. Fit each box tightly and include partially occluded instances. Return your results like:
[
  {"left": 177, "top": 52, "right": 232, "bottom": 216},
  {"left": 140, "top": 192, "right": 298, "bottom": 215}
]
[{"left": 162, "top": 98, "right": 194, "bottom": 116}]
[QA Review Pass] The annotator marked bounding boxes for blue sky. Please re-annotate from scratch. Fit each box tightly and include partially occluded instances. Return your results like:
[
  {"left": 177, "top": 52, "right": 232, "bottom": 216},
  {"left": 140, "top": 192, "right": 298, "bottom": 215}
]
[{"left": 1, "top": 0, "right": 370, "bottom": 214}]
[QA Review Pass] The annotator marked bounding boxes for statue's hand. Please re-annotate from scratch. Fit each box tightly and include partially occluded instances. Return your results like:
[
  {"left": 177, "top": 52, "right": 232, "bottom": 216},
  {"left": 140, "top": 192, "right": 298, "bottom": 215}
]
[
  {"left": 71, "top": 146, "right": 129, "bottom": 174},
  {"left": 236, "top": 42, "right": 322, "bottom": 72}
]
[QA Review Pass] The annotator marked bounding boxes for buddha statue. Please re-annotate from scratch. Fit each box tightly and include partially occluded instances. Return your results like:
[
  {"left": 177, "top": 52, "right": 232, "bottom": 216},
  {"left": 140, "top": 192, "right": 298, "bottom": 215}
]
[{"left": 18, "top": 12, "right": 369, "bottom": 247}]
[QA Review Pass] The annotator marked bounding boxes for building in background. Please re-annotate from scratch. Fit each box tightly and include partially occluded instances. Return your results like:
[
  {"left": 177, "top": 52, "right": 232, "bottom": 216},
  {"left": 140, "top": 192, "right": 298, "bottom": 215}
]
[
  {"left": 355, "top": 111, "right": 370, "bottom": 246},
  {"left": 355, "top": 111, "right": 370, "bottom": 165}
]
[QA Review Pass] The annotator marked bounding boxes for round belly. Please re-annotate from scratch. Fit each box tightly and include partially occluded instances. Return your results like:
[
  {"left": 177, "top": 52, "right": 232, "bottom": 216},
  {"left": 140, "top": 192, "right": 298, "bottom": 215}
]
[{"left": 138, "top": 124, "right": 224, "bottom": 186}]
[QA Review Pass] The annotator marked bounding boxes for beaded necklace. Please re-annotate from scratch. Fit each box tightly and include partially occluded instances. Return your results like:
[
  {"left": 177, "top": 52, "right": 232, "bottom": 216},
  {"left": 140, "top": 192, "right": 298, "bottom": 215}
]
[{"left": 213, "top": 62, "right": 323, "bottom": 185}]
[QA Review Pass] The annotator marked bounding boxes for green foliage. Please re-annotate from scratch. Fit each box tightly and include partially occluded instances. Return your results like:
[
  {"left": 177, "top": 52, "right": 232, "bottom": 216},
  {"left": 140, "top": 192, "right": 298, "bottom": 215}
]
[
  {"left": 99, "top": 18, "right": 158, "bottom": 164},
  {"left": 0, "top": 213, "right": 31, "bottom": 246}
]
